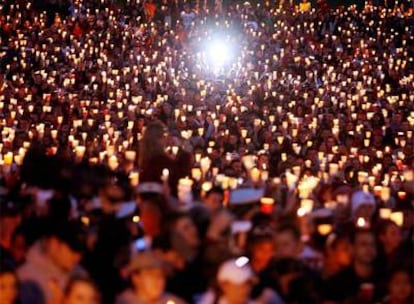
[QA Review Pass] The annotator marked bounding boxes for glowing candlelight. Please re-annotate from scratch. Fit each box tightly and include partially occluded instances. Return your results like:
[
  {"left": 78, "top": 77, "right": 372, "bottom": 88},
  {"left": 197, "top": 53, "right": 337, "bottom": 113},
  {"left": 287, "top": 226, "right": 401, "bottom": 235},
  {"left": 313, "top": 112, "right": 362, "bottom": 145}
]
[
  {"left": 317, "top": 224, "right": 333, "bottom": 236},
  {"left": 191, "top": 168, "right": 202, "bottom": 181},
  {"left": 250, "top": 168, "right": 261, "bottom": 183},
  {"left": 200, "top": 157, "right": 211, "bottom": 175},
  {"left": 390, "top": 211, "right": 403, "bottom": 227},
  {"left": 260, "top": 197, "right": 275, "bottom": 214},
  {"left": 356, "top": 217, "right": 369, "bottom": 228},
  {"left": 129, "top": 172, "right": 139, "bottom": 187},
  {"left": 4, "top": 152, "right": 13, "bottom": 166},
  {"left": 75, "top": 146, "right": 86, "bottom": 159},
  {"left": 125, "top": 150, "right": 136, "bottom": 162},
  {"left": 379, "top": 208, "right": 391, "bottom": 219}
]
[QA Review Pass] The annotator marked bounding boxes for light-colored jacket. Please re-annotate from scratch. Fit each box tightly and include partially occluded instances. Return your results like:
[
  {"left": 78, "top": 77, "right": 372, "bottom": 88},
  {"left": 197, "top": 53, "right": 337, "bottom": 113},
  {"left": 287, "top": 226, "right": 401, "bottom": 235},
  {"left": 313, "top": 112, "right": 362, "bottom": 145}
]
[{"left": 17, "top": 240, "right": 83, "bottom": 304}]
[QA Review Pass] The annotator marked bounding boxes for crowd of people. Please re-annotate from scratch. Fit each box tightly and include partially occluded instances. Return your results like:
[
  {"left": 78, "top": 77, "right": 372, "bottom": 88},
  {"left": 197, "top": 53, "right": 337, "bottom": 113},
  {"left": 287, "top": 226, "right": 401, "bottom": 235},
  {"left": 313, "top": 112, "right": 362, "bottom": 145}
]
[{"left": 0, "top": 0, "right": 413, "bottom": 303}]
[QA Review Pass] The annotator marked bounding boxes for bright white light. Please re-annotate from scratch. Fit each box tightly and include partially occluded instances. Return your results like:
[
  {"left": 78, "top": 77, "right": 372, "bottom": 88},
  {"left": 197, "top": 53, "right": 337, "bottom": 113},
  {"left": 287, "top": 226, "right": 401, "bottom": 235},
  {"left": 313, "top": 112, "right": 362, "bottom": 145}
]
[
  {"left": 204, "top": 38, "right": 234, "bottom": 71},
  {"left": 235, "top": 256, "right": 249, "bottom": 268}
]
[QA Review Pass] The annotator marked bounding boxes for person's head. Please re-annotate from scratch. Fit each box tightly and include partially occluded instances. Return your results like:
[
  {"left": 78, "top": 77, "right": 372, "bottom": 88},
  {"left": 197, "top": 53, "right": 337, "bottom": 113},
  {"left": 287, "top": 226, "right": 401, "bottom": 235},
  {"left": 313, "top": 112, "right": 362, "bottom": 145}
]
[
  {"left": 168, "top": 212, "right": 200, "bottom": 249},
  {"left": 0, "top": 267, "right": 19, "bottom": 304},
  {"left": 247, "top": 226, "right": 276, "bottom": 272},
  {"left": 139, "top": 120, "right": 168, "bottom": 166},
  {"left": 351, "top": 190, "right": 376, "bottom": 220},
  {"left": 378, "top": 220, "right": 403, "bottom": 255},
  {"left": 217, "top": 258, "right": 256, "bottom": 304},
  {"left": 45, "top": 221, "right": 85, "bottom": 272},
  {"left": 325, "top": 233, "right": 352, "bottom": 267},
  {"left": 139, "top": 196, "right": 168, "bottom": 238},
  {"left": 203, "top": 187, "right": 224, "bottom": 212},
  {"left": 128, "top": 252, "right": 166, "bottom": 302},
  {"left": 387, "top": 268, "right": 413, "bottom": 304},
  {"left": 275, "top": 223, "right": 302, "bottom": 259},
  {"left": 351, "top": 229, "right": 377, "bottom": 266},
  {"left": 63, "top": 277, "right": 100, "bottom": 304}
]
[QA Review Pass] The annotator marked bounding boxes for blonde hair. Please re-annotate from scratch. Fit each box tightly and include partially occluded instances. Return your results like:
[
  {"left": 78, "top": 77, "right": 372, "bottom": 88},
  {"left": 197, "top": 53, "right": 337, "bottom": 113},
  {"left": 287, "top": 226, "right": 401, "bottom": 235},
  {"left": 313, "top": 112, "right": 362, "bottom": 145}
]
[{"left": 139, "top": 120, "right": 167, "bottom": 168}]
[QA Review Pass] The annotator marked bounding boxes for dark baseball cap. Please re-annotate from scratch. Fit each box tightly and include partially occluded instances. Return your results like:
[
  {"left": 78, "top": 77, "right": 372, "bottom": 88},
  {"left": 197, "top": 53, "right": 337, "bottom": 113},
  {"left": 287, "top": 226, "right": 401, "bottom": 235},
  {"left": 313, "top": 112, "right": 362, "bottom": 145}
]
[{"left": 47, "top": 220, "right": 87, "bottom": 253}]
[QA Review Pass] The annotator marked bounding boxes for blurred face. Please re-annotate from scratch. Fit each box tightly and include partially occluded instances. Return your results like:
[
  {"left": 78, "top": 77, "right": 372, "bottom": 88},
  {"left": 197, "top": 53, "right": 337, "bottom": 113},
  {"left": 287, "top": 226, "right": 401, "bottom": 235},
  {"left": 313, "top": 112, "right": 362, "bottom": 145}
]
[
  {"left": 64, "top": 281, "right": 99, "bottom": 304},
  {"left": 220, "top": 281, "right": 252, "bottom": 304},
  {"left": 353, "top": 232, "right": 376, "bottom": 265},
  {"left": 174, "top": 216, "right": 199, "bottom": 248},
  {"left": 204, "top": 192, "right": 223, "bottom": 211},
  {"left": 0, "top": 272, "right": 18, "bottom": 304},
  {"left": 380, "top": 223, "right": 402, "bottom": 254},
  {"left": 275, "top": 231, "right": 301, "bottom": 259},
  {"left": 50, "top": 239, "right": 82, "bottom": 272},
  {"left": 388, "top": 271, "right": 413, "bottom": 302},
  {"left": 133, "top": 269, "right": 165, "bottom": 301},
  {"left": 232, "top": 161, "right": 243, "bottom": 173},
  {"left": 331, "top": 240, "right": 352, "bottom": 267},
  {"left": 140, "top": 202, "right": 162, "bottom": 237},
  {"left": 251, "top": 241, "right": 275, "bottom": 271}
]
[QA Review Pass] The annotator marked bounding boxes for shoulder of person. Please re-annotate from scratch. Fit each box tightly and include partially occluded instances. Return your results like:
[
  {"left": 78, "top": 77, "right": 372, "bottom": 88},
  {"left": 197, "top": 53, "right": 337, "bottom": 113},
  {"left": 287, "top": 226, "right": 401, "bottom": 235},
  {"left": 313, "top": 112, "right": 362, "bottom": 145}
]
[
  {"left": 18, "top": 280, "right": 45, "bottom": 304},
  {"left": 257, "top": 288, "right": 285, "bottom": 304},
  {"left": 195, "top": 289, "right": 216, "bottom": 304},
  {"left": 115, "top": 289, "right": 138, "bottom": 304}
]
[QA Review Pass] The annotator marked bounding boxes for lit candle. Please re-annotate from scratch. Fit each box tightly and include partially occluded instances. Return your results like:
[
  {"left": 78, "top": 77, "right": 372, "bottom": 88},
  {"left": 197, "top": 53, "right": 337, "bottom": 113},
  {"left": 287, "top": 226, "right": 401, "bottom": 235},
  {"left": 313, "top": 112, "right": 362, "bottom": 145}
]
[
  {"left": 250, "top": 168, "right": 261, "bottom": 183},
  {"left": 317, "top": 224, "right": 333, "bottom": 236},
  {"left": 356, "top": 217, "right": 369, "bottom": 228},
  {"left": 260, "top": 197, "right": 275, "bottom": 214},
  {"left": 380, "top": 187, "right": 391, "bottom": 202},
  {"left": 191, "top": 168, "right": 202, "bottom": 181},
  {"left": 172, "top": 146, "right": 179, "bottom": 156},
  {"left": 390, "top": 212, "right": 403, "bottom": 227},
  {"left": 125, "top": 150, "right": 136, "bottom": 162},
  {"left": 398, "top": 191, "right": 407, "bottom": 200},
  {"left": 200, "top": 157, "right": 211, "bottom": 175},
  {"left": 108, "top": 155, "right": 118, "bottom": 171},
  {"left": 379, "top": 208, "right": 391, "bottom": 219},
  {"left": 75, "top": 146, "right": 86, "bottom": 159},
  {"left": 4, "top": 152, "right": 13, "bottom": 165},
  {"left": 129, "top": 172, "right": 139, "bottom": 187}
]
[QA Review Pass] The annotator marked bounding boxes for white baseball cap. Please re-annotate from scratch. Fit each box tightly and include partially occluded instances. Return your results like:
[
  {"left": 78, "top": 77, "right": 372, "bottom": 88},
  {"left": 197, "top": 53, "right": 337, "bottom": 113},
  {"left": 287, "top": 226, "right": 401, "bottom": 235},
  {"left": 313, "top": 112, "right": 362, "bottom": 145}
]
[{"left": 217, "top": 257, "right": 256, "bottom": 285}]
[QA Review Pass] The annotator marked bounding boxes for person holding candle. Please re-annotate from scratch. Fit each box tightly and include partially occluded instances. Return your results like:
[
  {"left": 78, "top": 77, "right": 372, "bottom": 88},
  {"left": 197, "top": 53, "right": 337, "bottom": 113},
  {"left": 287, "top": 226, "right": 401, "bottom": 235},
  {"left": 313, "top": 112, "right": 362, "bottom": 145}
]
[
  {"left": 322, "top": 233, "right": 352, "bottom": 279},
  {"left": 139, "top": 121, "right": 192, "bottom": 200},
  {"left": 323, "top": 229, "right": 383, "bottom": 303},
  {"left": 375, "top": 220, "right": 411, "bottom": 275},
  {"left": 245, "top": 227, "right": 285, "bottom": 304}
]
